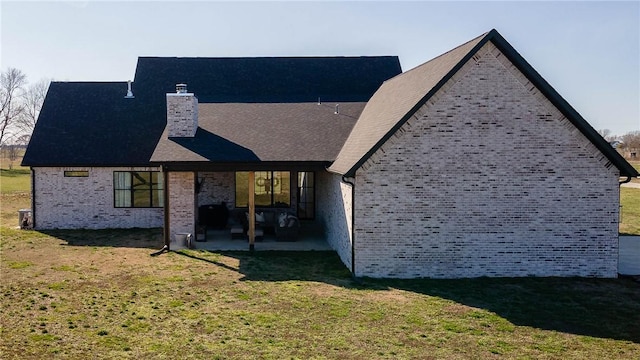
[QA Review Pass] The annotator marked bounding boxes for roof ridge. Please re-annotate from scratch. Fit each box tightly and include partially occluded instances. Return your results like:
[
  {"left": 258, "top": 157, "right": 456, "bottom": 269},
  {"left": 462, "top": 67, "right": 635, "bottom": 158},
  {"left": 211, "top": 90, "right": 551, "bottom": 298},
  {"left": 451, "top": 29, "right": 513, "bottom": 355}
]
[{"left": 137, "top": 55, "right": 399, "bottom": 60}]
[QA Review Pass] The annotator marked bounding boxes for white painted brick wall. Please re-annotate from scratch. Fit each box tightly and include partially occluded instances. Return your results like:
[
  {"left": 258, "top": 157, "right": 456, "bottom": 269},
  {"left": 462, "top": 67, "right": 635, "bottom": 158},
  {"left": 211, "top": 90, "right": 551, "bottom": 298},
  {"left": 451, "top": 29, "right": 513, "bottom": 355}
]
[
  {"left": 168, "top": 172, "right": 196, "bottom": 245},
  {"left": 316, "top": 171, "right": 353, "bottom": 270},
  {"left": 33, "top": 167, "right": 163, "bottom": 229},
  {"left": 353, "top": 43, "right": 619, "bottom": 278},
  {"left": 167, "top": 93, "right": 198, "bottom": 137}
]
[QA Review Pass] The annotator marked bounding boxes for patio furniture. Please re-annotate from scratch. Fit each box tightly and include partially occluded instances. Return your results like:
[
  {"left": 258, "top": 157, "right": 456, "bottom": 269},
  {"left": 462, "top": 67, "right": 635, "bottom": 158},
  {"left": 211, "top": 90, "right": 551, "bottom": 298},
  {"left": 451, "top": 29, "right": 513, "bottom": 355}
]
[
  {"left": 229, "top": 209, "right": 269, "bottom": 241},
  {"left": 199, "top": 202, "right": 229, "bottom": 230},
  {"left": 276, "top": 212, "right": 299, "bottom": 241}
]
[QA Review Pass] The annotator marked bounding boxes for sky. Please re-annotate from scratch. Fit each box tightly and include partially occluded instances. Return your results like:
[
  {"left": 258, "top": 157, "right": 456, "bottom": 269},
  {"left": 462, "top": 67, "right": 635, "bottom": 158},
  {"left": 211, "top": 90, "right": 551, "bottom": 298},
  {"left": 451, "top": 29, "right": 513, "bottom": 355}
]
[{"left": 1, "top": 1, "right": 638, "bottom": 135}]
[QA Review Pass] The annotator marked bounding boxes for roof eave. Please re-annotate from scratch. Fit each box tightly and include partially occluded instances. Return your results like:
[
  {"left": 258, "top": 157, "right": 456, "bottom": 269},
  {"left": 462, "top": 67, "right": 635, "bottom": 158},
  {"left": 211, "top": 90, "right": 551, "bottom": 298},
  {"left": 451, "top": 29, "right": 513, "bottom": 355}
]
[
  {"left": 22, "top": 163, "right": 157, "bottom": 168},
  {"left": 151, "top": 161, "right": 332, "bottom": 172}
]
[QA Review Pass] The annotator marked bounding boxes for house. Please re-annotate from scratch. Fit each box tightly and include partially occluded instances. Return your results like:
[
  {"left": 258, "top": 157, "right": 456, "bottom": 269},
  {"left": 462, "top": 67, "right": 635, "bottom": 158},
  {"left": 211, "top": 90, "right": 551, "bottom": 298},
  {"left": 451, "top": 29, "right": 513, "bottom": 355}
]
[{"left": 22, "top": 29, "right": 638, "bottom": 278}]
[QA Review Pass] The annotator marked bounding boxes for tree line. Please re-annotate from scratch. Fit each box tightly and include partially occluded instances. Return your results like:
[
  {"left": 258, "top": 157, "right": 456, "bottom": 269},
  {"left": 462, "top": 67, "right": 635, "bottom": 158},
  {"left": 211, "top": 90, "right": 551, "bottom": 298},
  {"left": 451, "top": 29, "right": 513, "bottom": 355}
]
[
  {"left": 0, "top": 67, "right": 49, "bottom": 147},
  {"left": 0, "top": 67, "right": 49, "bottom": 169}
]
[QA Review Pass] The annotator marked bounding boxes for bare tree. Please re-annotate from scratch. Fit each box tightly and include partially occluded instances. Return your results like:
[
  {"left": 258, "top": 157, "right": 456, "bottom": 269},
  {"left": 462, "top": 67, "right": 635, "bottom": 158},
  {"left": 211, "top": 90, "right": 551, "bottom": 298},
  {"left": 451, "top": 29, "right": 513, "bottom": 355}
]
[
  {"left": 0, "top": 68, "right": 27, "bottom": 145},
  {"left": 619, "top": 130, "right": 640, "bottom": 159},
  {"left": 16, "top": 133, "right": 31, "bottom": 146},
  {"left": 17, "top": 78, "right": 49, "bottom": 135},
  {"left": 597, "top": 129, "right": 617, "bottom": 142},
  {"left": 1, "top": 134, "right": 30, "bottom": 170},
  {"left": 3, "top": 144, "right": 19, "bottom": 170},
  {"left": 620, "top": 131, "right": 640, "bottom": 147}
]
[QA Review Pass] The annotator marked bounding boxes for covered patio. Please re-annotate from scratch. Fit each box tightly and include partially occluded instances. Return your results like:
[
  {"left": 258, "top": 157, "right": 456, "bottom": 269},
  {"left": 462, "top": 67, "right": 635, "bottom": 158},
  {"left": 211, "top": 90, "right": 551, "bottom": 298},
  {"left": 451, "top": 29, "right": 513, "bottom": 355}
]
[
  {"left": 161, "top": 166, "right": 328, "bottom": 251},
  {"left": 151, "top": 89, "right": 365, "bottom": 255}
]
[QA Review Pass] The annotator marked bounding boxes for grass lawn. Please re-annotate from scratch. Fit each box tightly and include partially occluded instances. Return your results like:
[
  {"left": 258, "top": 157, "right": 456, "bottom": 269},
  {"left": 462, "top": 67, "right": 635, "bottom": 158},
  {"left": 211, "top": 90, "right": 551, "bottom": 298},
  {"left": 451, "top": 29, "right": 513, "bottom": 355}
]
[
  {"left": 1, "top": 158, "right": 639, "bottom": 358},
  {"left": 1, "top": 227, "right": 640, "bottom": 359},
  {"left": 0, "top": 166, "right": 31, "bottom": 228},
  {"left": 620, "top": 187, "right": 640, "bottom": 235},
  {"left": 628, "top": 161, "right": 640, "bottom": 184},
  {"left": 0, "top": 168, "right": 30, "bottom": 193}
]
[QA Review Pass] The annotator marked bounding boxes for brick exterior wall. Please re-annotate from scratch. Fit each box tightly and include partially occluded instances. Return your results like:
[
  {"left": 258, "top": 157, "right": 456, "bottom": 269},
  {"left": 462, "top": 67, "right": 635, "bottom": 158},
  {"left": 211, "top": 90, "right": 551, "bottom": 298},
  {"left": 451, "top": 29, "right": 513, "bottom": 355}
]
[
  {"left": 32, "top": 167, "right": 163, "bottom": 229},
  {"left": 168, "top": 172, "right": 196, "bottom": 247},
  {"left": 167, "top": 93, "right": 198, "bottom": 137},
  {"left": 197, "top": 172, "right": 235, "bottom": 209},
  {"left": 316, "top": 171, "right": 353, "bottom": 271},
  {"left": 352, "top": 42, "right": 620, "bottom": 278}
]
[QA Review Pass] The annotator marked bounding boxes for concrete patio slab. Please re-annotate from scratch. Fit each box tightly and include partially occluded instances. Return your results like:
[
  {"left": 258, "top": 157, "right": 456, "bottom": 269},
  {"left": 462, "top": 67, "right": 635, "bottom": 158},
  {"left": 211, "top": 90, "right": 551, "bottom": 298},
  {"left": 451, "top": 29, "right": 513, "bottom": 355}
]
[{"left": 190, "top": 229, "right": 333, "bottom": 251}]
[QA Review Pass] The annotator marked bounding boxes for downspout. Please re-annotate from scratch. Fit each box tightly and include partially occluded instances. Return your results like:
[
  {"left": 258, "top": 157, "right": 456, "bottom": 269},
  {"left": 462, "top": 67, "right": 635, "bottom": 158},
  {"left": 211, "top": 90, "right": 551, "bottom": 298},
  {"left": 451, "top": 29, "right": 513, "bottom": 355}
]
[
  {"left": 618, "top": 176, "right": 633, "bottom": 233},
  {"left": 31, "top": 168, "right": 36, "bottom": 229},
  {"left": 341, "top": 175, "right": 356, "bottom": 277},
  {"left": 617, "top": 176, "right": 632, "bottom": 262}
]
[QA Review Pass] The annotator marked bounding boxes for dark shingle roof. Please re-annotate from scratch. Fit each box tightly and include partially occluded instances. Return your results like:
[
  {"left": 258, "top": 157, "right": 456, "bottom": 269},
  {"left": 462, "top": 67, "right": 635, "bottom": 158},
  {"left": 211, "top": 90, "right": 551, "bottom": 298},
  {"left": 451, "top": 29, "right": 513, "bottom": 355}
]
[
  {"left": 22, "top": 82, "right": 166, "bottom": 166},
  {"left": 151, "top": 102, "right": 364, "bottom": 163},
  {"left": 133, "top": 56, "right": 402, "bottom": 104},
  {"left": 329, "top": 30, "right": 639, "bottom": 178},
  {"left": 22, "top": 56, "right": 402, "bottom": 167}
]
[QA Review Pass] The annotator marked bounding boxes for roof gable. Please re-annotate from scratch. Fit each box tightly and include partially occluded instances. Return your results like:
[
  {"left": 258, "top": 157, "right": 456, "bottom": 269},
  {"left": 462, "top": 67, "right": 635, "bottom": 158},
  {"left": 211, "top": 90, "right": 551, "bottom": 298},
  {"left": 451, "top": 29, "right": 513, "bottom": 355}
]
[
  {"left": 329, "top": 32, "right": 487, "bottom": 175},
  {"left": 329, "top": 29, "right": 639, "bottom": 178}
]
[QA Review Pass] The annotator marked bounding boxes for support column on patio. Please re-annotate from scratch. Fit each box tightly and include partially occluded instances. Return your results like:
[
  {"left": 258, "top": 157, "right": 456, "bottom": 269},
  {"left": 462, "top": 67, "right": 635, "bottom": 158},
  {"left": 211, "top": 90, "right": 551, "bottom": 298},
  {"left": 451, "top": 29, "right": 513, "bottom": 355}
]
[
  {"left": 168, "top": 171, "right": 196, "bottom": 248},
  {"left": 248, "top": 171, "right": 255, "bottom": 250}
]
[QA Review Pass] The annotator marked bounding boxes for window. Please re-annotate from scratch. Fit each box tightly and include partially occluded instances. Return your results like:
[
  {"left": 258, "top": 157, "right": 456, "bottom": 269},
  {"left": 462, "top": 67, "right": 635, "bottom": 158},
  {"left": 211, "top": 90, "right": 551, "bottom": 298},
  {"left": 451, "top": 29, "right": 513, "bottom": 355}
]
[
  {"left": 64, "top": 171, "right": 89, "bottom": 177},
  {"left": 297, "top": 172, "right": 315, "bottom": 219},
  {"left": 235, "top": 171, "right": 290, "bottom": 208},
  {"left": 114, "top": 171, "right": 164, "bottom": 208}
]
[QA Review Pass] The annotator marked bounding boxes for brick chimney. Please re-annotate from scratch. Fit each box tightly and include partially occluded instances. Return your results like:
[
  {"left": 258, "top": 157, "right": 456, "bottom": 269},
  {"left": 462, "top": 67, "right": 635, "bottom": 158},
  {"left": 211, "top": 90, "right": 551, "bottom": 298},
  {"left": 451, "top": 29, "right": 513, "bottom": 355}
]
[{"left": 166, "top": 84, "right": 198, "bottom": 137}]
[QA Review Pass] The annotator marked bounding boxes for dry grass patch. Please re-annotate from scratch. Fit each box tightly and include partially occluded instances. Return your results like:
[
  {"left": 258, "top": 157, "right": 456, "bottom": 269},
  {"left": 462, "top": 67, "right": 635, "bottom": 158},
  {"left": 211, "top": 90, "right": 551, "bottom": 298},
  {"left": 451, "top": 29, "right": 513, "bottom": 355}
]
[{"left": 1, "top": 228, "right": 639, "bottom": 359}]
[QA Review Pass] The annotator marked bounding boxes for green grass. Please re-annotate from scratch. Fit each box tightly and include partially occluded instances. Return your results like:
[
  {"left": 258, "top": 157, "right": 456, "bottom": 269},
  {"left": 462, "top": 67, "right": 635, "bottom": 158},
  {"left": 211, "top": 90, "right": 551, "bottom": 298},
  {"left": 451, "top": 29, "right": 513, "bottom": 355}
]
[
  {"left": 0, "top": 168, "right": 30, "bottom": 194},
  {"left": 0, "top": 166, "right": 31, "bottom": 227},
  {"left": 629, "top": 161, "right": 640, "bottom": 184},
  {"left": 620, "top": 188, "right": 640, "bottom": 235},
  {"left": 1, "top": 227, "right": 639, "bottom": 359}
]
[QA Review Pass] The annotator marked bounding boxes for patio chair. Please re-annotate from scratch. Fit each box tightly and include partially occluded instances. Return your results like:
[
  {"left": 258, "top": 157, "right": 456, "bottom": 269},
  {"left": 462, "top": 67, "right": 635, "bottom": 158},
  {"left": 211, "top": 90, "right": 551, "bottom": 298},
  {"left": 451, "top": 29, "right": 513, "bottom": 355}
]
[{"left": 275, "top": 213, "right": 299, "bottom": 241}]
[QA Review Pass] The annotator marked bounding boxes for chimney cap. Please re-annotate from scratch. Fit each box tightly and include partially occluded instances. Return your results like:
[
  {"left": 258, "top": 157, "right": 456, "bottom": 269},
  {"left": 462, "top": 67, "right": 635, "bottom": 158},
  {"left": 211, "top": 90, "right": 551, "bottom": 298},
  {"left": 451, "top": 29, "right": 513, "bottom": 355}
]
[{"left": 176, "top": 83, "right": 188, "bottom": 94}]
